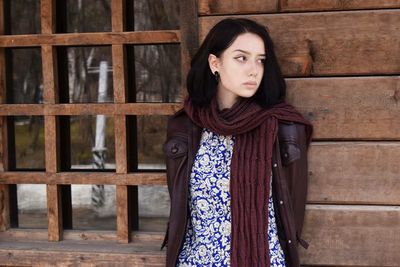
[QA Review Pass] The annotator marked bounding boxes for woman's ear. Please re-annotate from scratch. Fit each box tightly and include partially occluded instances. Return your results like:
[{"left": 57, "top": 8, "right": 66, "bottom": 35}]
[{"left": 208, "top": 54, "right": 219, "bottom": 74}]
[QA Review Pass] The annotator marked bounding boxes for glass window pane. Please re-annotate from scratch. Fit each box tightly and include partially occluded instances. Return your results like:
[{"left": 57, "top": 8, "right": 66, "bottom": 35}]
[
  {"left": 66, "top": 115, "right": 115, "bottom": 171},
  {"left": 128, "top": 45, "right": 181, "bottom": 103},
  {"left": 6, "top": 48, "right": 43, "bottom": 104},
  {"left": 136, "top": 115, "right": 167, "bottom": 170},
  {"left": 63, "top": 0, "right": 111, "bottom": 33},
  {"left": 130, "top": 0, "right": 179, "bottom": 31},
  {"left": 59, "top": 46, "right": 113, "bottom": 103},
  {"left": 71, "top": 184, "right": 116, "bottom": 230},
  {"left": 8, "top": 0, "right": 40, "bottom": 35},
  {"left": 17, "top": 184, "right": 47, "bottom": 229},
  {"left": 11, "top": 116, "right": 45, "bottom": 170},
  {"left": 138, "top": 185, "right": 169, "bottom": 232}
]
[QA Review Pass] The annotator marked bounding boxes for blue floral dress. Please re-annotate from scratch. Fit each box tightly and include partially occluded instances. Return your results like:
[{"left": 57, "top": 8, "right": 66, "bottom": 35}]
[{"left": 176, "top": 128, "right": 287, "bottom": 267}]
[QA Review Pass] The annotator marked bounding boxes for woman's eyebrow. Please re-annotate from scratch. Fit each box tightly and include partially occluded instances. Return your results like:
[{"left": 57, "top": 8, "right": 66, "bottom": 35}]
[{"left": 232, "top": 49, "right": 266, "bottom": 57}]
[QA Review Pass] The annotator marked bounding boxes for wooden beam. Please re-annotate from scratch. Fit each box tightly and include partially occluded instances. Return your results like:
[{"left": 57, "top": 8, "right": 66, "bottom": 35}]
[
  {"left": 0, "top": 228, "right": 164, "bottom": 243},
  {"left": 285, "top": 76, "right": 400, "bottom": 140},
  {"left": 111, "top": 0, "right": 125, "bottom": 32},
  {"left": 116, "top": 185, "right": 130, "bottom": 243},
  {"left": 0, "top": 31, "right": 181, "bottom": 47},
  {"left": 198, "top": 0, "right": 400, "bottom": 14},
  {"left": 280, "top": 0, "right": 400, "bottom": 12},
  {"left": 179, "top": 0, "right": 199, "bottom": 100},
  {"left": 198, "top": 0, "right": 278, "bottom": 15},
  {"left": 41, "top": 0, "right": 55, "bottom": 34},
  {"left": 112, "top": 45, "right": 127, "bottom": 104},
  {"left": 308, "top": 142, "right": 400, "bottom": 205},
  {"left": 0, "top": 171, "right": 166, "bottom": 185},
  {"left": 300, "top": 205, "right": 400, "bottom": 266},
  {"left": 0, "top": 103, "right": 181, "bottom": 116},
  {"left": 199, "top": 10, "right": 400, "bottom": 76}
]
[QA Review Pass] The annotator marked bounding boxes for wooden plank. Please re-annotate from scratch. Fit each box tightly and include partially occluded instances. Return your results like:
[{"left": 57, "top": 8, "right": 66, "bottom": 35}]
[
  {"left": 116, "top": 185, "right": 130, "bottom": 243},
  {"left": 0, "top": 31, "right": 180, "bottom": 47},
  {"left": 0, "top": 184, "right": 10, "bottom": 231},
  {"left": 0, "top": 103, "right": 181, "bottom": 116},
  {"left": 308, "top": 142, "right": 400, "bottom": 205},
  {"left": 286, "top": 76, "right": 400, "bottom": 140},
  {"left": 0, "top": 240, "right": 166, "bottom": 266},
  {"left": 281, "top": 0, "right": 400, "bottom": 12},
  {"left": 115, "top": 116, "right": 128, "bottom": 174},
  {"left": 198, "top": 0, "right": 400, "bottom": 14},
  {"left": 112, "top": 0, "right": 125, "bottom": 32},
  {"left": 180, "top": 0, "right": 199, "bottom": 99},
  {"left": 0, "top": 172, "right": 166, "bottom": 185},
  {"left": 198, "top": 0, "right": 278, "bottom": 15},
  {"left": 112, "top": 45, "right": 127, "bottom": 103},
  {"left": 41, "top": 0, "right": 55, "bottom": 34},
  {"left": 300, "top": 205, "right": 400, "bottom": 266},
  {"left": 199, "top": 10, "right": 400, "bottom": 76},
  {"left": 0, "top": 229, "right": 164, "bottom": 243},
  {"left": 46, "top": 184, "right": 62, "bottom": 241}
]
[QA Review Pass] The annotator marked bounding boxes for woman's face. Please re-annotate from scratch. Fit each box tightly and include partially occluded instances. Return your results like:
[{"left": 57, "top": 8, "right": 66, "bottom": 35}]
[{"left": 208, "top": 32, "right": 266, "bottom": 109}]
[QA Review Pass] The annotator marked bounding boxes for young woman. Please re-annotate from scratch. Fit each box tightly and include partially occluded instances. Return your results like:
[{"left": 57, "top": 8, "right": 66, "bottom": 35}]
[{"left": 161, "top": 18, "right": 313, "bottom": 267}]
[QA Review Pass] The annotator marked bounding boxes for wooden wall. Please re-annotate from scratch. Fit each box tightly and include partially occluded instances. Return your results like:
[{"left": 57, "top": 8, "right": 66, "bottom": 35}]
[{"left": 198, "top": 0, "right": 400, "bottom": 266}]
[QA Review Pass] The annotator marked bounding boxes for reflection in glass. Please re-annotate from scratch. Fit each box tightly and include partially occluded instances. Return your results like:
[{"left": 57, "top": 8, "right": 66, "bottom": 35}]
[
  {"left": 64, "top": 0, "right": 111, "bottom": 33},
  {"left": 131, "top": 0, "right": 179, "bottom": 31},
  {"left": 12, "top": 116, "right": 45, "bottom": 170},
  {"left": 8, "top": 0, "right": 40, "bottom": 35},
  {"left": 69, "top": 115, "right": 115, "bottom": 170},
  {"left": 71, "top": 184, "right": 116, "bottom": 230},
  {"left": 138, "top": 185, "right": 169, "bottom": 232},
  {"left": 129, "top": 45, "right": 181, "bottom": 103},
  {"left": 17, "top": 184, "right": 47, "bottom": 229},
  {"left": 6, "top": 48, "right": 43, "bottom": 104},
  {"left": 60, "top": 46, "right": 113, "bottom": 103},
  {"left": 136, "top": 116, "right": 168, "bottom": 170}
]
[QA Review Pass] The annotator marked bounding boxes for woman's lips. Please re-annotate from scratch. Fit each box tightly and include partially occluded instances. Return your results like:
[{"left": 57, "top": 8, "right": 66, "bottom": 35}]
[{"left": 243, "top": 81, "right": 257, "bottom": 87}]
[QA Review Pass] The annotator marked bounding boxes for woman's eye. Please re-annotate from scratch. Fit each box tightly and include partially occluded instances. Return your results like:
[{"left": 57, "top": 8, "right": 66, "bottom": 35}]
[
  {"left": 258, "top": 58, "right": 266, "bottom": 64},
  {"left": 235, "top": 56, "right": 246, "bottom": 62}
]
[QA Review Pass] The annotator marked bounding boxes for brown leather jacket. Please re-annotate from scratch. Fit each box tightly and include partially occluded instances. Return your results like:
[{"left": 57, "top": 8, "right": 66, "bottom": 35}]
[{"left": 161, "top": 108, "right": 310, "bottom": 267}]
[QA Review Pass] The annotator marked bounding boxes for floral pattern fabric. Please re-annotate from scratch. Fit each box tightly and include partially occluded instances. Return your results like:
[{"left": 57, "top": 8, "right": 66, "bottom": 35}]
[{"left": 176, "top": 128, "right": 286, "bottom": 267}]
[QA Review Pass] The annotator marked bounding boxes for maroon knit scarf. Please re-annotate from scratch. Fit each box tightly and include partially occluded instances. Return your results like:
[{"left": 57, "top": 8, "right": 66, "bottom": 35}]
[{"left": 184, "top": 96, "right": 312, "bottom": 267}]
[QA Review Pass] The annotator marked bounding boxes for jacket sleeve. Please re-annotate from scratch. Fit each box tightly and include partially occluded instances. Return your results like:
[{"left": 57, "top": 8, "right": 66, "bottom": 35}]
[{"left": 279, "top": 122, "right": 310, "bottom": 248}]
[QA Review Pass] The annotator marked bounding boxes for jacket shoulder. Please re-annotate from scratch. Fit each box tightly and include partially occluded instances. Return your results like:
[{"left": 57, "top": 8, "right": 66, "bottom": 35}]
[
  {"left": 166, "top": 108, "right": 191, "bottom": 139},
  {"left": 278, "top": 120, "right": 307, "bottom": 165}
]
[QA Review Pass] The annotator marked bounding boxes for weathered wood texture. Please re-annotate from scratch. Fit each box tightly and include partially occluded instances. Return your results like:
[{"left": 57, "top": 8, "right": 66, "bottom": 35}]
[
  {"left": 0, "top": 141, "right": 399, "bottom": 205},
  {"left": 0, "top": 31, "right": 180, "bottom": 47},
  {"left": 300, "top": 205, "right": 400, "bottom": 266},
  {"left": 0, "top": 103, "right": 181, "bottom": 116},
  {"left": 0, "top": 171, "right": 166, "bottom": 185},
  {"left": 286, "top": 76, "right": 400, "bottom": 140},
  {"left": 199, "top": 10, "right": 400, "bottom": 76},
  {"left": 0, "top": 207, "right": 398, "bottom": 266},
  {"left": 40, "top": 0, "right": 55, "bottom": 34},
  {"left": 308, "top": 142, "right": 400, "bottom": 205},
  {"left": 198, "top": 0, "right": 400, "bottom": 14},
  {"left": 116, "top": 185, "right": 130, "bottom": 243}
]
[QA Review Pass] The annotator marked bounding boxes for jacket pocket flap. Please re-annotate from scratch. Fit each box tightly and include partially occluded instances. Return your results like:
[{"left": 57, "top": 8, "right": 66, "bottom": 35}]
[{"left": 280, "top": 142, "right": 301, "bottom": 166}]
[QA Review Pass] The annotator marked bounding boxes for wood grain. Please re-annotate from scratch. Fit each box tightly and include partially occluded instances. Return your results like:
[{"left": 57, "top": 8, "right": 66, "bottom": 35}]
[
  {"left": 0, "top": 31, "right": 180, "bottom": 47},
  {"left": 111, "top": 0, "right": 125, "bottom": 32},
  {"left": 40, "top": 0, "right": 55, "bottom": 34},
  {"left": 198, "top": 0, "right": 278, "bottom": 15},
  {"left": 199, "top": 10, "right": 400, "bottom": 76},
  {"left": 308, "top": 142, "right": 400, "bottom": 205},
  {"left": 0, "top": 172, "right": 166, "bottom": 185},
  {"left": 300, "top": 205, "right": 400, "bottom": 266},
  {"left": 286, "top": 76, "right": 400, "bottom": 140},
  {"left": 198, "top": 0, "right": 400, "bottom": 14},
  {"left": 117, "top": 185, "right": 130, "bottom": 243},
  {"left": 0, "top": 103, "right": 182, "bottom": 116},
  {"left": 281, "top": 0, "right": 400, "bottom": 12}
]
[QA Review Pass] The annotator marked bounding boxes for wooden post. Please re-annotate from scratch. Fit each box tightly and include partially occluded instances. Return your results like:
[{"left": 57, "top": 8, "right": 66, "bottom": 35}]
[
  {"left": 41, "top": 0, "right": 63, "bottom": 241},
  {"left": 0, "top": 0, "right": 11, "bottom": 232},
  {"left": 112, "top": 0, "right": 131, "bottom": 244}
]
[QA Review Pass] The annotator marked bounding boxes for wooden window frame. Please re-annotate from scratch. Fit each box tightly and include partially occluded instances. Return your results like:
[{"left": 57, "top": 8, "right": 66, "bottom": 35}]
[{"left": 0, "top": 0, "right": 198, "bottom": 254}]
